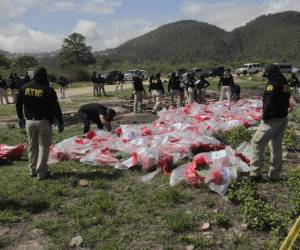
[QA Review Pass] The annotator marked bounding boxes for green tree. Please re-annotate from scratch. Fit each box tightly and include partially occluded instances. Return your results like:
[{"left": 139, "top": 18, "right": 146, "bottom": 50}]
[
  {"left": 0, "top": 53, "right": 11, "bottom": 68},
  {"left": 59, "top": 33, "right": 96, "bottom": 67},
  {"left": 15, "top": 55, "right": 38, "bottom": 69}
]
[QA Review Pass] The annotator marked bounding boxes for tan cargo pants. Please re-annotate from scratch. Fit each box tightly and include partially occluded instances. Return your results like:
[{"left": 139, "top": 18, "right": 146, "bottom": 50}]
[
  {"left": 152, "top": 90, "right": 162, "bottom": 112},
  {"left": 26, "top": 120, "right": 53, "bottom": 178},
  {"left": 170, "top": 89, "right": 184, "bottom": 107},
  {"left": 219, "top": 86, "right": 232, "bottom": 102},
  {"left": 250, "top": 117, "right": 288, "bottom": 179},
  {"left": 187, "top": 87, "right": 195, "bottom": 104},
  {"left": 133, "top": 91, "right": 143, "bottom": 112}
]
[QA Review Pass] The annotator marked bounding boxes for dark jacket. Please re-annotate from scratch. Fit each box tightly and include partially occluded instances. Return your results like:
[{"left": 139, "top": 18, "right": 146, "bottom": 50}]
[
  {"left": 262, "top": 75, "right": 290, "bottom": 121},
  {"left": 133, "top": 78, "right": 145, "bottom": 92},
  {"left": 16, "top": 80, "right": 63, "bottom": 124},
  {"left": 149, "top": 77, "right": 165, "bottom": 93},
  {"left": 0, "top": 79, "right": 8, "bottom": 89},
  {"left": 218, "top": 75, "right": 234, "bottom": 89},
  {"left": 79, "top": 103, "right": 108, "bottom": 129},
  {"left": 168, "top": 76, "right": 181, "bottom": 91},
  {"left": 186, "top": 79, "right": 195, "bottom": 90},
  {"left": 195, "top": 79, "right": 210, "bottom": 90}
]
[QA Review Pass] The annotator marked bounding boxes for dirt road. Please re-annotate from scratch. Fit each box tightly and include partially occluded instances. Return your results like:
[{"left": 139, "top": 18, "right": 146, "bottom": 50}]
[{"left": 2, "top": 83, "right": 134, "bottom": 104}]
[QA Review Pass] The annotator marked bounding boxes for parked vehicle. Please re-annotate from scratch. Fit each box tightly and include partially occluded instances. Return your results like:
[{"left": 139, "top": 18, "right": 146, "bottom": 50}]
[
  {"left": 274, "top": 63, "right": 292, "bottom": 74},
  {"left": 182, "top": 68, "right": 202, "bottom": 80},
  {"left": 236, "top": 63, "right": 263, "bottom": 75},
  {"left": 205, "top": 66, "right": 224, "bottom": 77},
  {"left": 101, "top": 70, "right": 120, "bottom": 84},
  {"left": 124, "top": 69, "right": 147, "bottom": 81}
]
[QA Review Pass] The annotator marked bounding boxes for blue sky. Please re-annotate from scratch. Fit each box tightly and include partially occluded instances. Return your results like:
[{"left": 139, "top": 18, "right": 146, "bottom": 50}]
[{"left": 0, "top": 0, "right": 299, "bottom": 53}]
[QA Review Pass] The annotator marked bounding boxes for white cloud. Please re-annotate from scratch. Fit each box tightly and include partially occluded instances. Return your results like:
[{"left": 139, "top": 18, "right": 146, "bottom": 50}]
[
  {"left": 180, "top": 0, "right": 300, "bottom": 30},
  {"left": 73, "top": 18, "right": 156, "bottom": 51},
  {"left": 0, "top": 0, "right": 122, "bottom": 18},
  {"left": 0, "top": 23, "right": 62, "bottom": 53},
  {"left": 0, "top": 18, "right": 156, "bottom": 53}
]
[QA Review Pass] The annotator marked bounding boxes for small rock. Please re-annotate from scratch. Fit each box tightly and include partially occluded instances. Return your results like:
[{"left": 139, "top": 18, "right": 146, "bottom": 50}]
[
  {"left": 186, "top": 245, "right": 195, "bottom": 250},
  {"left": 202, "top": 232, "right": 212, "bottom": 236},
  {"left": 213, "top": 209, "right": 218, "bottom": 213},
  {"left": 69, "top": 236, "right": 83, "bottom": 247},
  {"left": 201, "top": 222, "right": 210, "bottom": 231},
  {"left": 79, "top": 179, "right": 89, "bottom": 187},
  {"left": 221, "top": 228, "right": 226, "bottom": 232}
]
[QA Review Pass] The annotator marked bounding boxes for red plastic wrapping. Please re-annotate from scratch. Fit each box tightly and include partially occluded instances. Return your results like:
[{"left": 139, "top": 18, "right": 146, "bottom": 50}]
[{"left": 0, "top": 144, "right": 25, "bottom": 161}]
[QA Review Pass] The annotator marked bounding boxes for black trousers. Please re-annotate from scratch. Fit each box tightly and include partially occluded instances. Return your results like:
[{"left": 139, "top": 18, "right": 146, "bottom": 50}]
[
  {"left": 78, "top": 111, "right": 103, "bottom": 134},
  {"left": 78, "top": 111, "right": 90, "bottom": 134}
]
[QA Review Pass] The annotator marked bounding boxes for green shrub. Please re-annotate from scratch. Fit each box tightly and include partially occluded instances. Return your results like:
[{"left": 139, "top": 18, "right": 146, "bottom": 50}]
[
  {"left": 214, "top": 213, "right": 231, "bottom": 228},
  {"left": 213, "top": 126, "right": 252, "bottom": 149}
]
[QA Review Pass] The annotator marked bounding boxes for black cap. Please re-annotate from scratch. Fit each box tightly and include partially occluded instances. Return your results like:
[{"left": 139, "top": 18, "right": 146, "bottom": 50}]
[
  {"left": 34, "top": 67, "right": 48, "bottom": 83},
  {"left": 263, "top": 64, "right": 281, "bottom": 77}
]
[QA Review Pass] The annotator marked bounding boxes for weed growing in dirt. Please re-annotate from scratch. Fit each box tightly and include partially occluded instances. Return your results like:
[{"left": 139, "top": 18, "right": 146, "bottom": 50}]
[
  {"left": 165, "top": 212, "right": 196, "bottom": 233},
  {"left": 213, "top": 126, "right": 252, "bottom": 149},
  {"left": 214, "top": 213, "right": 231, "bottom": 228},
  {"left": 283, "top": 127, "right": 300, "bottom": 150},
  {"left": 229, "top": 233, "right": 252, "bottom": 250},
  {"left": 287, "top": 168, "right": 300, "bottom": 219},
  {"left": 227, "top": 179, "right": 284, "bottom": 231},
  {"left": 181, "top": 235, "right": 214, "bottom": 249}
]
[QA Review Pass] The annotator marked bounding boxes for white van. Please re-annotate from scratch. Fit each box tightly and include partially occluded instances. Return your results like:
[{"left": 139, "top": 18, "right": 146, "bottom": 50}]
[{"left": 236, "top": 63, "right": 263, "bottom": 75}]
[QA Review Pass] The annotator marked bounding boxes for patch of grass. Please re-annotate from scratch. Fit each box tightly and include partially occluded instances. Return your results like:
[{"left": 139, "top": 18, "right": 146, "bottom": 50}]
[
  {"left": 152, "top": 187, "right": 192, "bottom": 204},
  {"left": 0, "top": 210, "right": 17, "bottom": 224},
  {"left": 214, "top": 213, "right": 231, "bottom": 228},
  {"left": 214, "top": 126, "right": 252, "bottom": 149},
  {"left": 181, "top": 235, "right": 215, "bottom": 249},
  {"left": 287, "top": 168, "right": 300, "bottom": 219},
  {"left": 283, "top": 127, "right": 300, "bottom": 150},
  {"left": 165, "top": 212, "right": 196, "bottom": 233},
  {"left": 227, "top": 179, "right": 285, "bottom": 231},
  {"left": 229, "top": 234, "right": 252, "bottom": 250}
]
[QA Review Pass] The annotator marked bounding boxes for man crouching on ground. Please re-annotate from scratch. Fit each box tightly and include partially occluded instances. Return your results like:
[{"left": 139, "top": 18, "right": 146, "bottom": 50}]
[
  {"left": 78, "top": 103, "right": 116, "bottom": 134},
  {"left": 16, "top": 67, "right": 64, "bottom": 180}
]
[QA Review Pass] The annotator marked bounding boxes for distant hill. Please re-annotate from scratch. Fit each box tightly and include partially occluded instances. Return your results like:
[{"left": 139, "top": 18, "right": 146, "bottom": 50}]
[
  {"left": 2, "top": 11, "right": 300, "bottom": 66},
  {"left": 106, "top": 11, "right": 300, "bottom": 64},
  {"left": 107, "top": 20, "right": 229, "bottom": 64}
]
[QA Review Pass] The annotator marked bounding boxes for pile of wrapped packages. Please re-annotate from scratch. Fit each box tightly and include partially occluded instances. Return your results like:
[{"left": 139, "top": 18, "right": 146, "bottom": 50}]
[{"left": 50, "top": 99, "right": 261, "bottom": 195}]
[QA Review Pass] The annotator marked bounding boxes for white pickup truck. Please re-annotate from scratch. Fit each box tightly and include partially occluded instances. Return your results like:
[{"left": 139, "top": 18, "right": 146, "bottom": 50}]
[{"left": 236, "top": 63, "right": 263, "bottom": 75}]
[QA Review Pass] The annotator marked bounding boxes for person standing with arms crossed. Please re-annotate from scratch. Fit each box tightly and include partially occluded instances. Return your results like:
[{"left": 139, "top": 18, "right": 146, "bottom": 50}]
[
  {"left": 218, "top": 69, "right": 234, "bottom": 102},
  {"left": 250, "top": 64, "right": 291, "bottom": 181},
  {"left": 16, "top": 67, "right": 64, "bottom": 180},
  {"left": 195, "top": 74, "right": 210, "bottom": 103}
]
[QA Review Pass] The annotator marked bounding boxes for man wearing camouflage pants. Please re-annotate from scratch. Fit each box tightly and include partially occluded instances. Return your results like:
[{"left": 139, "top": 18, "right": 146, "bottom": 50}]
[{"left": 250, "top": 64, "right": 291, "bottom": 181}]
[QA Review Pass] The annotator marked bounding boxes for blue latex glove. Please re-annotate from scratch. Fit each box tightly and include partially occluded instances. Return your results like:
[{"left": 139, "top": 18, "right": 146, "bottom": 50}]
[
  {"left": 58, "top": 123, "right": 64, "bottom": 133},
  {"left": 19, "top": 118, "right": 26, "bottom": 129}
]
